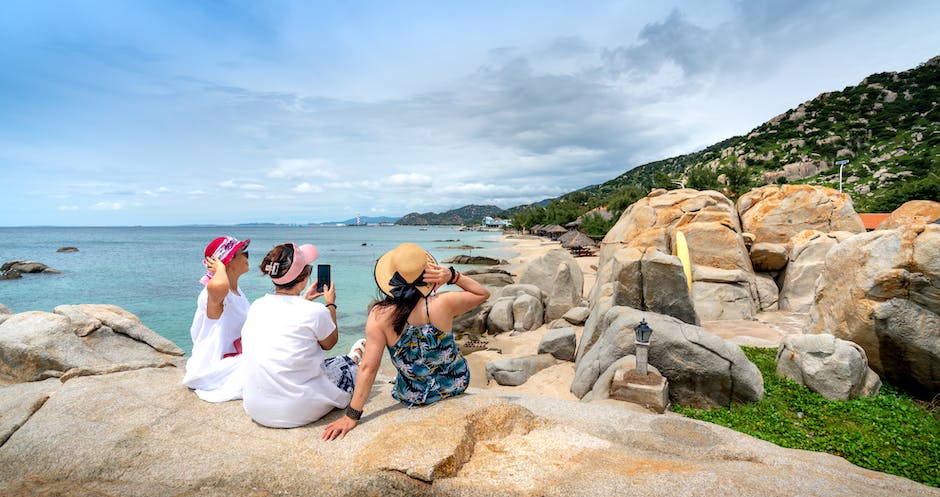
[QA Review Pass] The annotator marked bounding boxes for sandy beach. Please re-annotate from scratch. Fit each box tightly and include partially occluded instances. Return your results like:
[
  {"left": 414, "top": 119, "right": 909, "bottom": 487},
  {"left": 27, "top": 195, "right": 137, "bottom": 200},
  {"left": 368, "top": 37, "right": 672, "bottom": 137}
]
[{"left": 462, "top": 233, "right": 599, "bottom": 402}]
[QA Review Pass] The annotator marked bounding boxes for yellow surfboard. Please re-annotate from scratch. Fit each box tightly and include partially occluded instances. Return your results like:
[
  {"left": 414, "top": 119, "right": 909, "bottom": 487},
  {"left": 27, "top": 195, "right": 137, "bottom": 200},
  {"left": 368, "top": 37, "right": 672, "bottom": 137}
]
[{"left": 674, "top": 230, "right": 693, "bottom": 293}]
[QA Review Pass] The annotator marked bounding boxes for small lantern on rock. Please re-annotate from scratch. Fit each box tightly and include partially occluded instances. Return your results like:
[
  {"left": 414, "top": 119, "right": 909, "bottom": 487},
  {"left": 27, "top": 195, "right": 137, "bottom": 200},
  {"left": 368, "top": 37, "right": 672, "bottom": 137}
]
[
  {"left": 634, "top": 319, "right": 653, "bottom": 375},
  {"left": 634, "top": 319, "right": 653, "bottom": 344}
]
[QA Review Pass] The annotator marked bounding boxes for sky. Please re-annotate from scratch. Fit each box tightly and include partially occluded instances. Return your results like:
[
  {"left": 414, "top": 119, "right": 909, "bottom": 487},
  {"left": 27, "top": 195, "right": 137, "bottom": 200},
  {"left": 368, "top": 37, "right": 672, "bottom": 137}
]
[{"left": 1, "top": 1, "right": 938, "bottom": 226}]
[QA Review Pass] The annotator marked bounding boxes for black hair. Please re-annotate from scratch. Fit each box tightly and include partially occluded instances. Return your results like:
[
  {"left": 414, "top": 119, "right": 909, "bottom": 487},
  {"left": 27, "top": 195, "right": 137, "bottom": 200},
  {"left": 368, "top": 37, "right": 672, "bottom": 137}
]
[
  {"left": 259, "top": 243, "right": 312, "bottom": 290},
  {"left": 372, "top": 291, "right": 422, "bottom": 335}
]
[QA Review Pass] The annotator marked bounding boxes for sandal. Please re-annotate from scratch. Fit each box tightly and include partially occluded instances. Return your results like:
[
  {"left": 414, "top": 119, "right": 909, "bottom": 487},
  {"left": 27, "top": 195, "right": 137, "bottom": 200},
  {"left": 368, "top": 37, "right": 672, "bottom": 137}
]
[{"left": 347, "top": 338, "right": 367, "bottom": 363}]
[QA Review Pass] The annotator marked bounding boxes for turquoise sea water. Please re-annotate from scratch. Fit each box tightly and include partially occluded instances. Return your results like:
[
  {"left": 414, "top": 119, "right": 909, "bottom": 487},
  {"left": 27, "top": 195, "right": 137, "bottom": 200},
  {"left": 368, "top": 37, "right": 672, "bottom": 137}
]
[{"left": 0, "top": 226, "right": 513, "bottom": 356}]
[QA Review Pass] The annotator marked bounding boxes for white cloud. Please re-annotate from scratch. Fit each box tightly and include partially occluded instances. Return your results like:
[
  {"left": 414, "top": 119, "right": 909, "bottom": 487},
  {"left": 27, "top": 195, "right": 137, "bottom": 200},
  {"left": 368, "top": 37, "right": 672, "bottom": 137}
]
[
  {"left": 241, "top": 183, "right": 266, "bottom": 190},
  {"left": 187, "top": 190, "right": 205, "bottom": 195},
  {"left": 267, "top": 159, "right": 339, "bottom": 180},
  {"left": 219, "top": 179, "right": 236, "bottom": 188},
  {"left": 293, "top": 182, "right": 323, "bottom": 193},
  {"left": 57, "top": 205, "right": 78, "bottom": 211},
  {"left": 93, "top": 202, "right": 123, "bottom": 211},
  {"left": 387, "top": 173, "right": 432, "bottom": 188}
]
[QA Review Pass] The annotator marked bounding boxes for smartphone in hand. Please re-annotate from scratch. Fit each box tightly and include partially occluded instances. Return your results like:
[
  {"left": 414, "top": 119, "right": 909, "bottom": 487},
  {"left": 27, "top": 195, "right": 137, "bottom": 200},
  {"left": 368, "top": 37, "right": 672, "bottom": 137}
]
[{"left": 316, "top": 264, "right": 331, "bottom": 292}]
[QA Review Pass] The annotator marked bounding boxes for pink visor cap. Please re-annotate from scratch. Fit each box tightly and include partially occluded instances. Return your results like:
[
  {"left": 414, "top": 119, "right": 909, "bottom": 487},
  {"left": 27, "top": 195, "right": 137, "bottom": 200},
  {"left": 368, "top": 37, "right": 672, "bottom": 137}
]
[{"left": 270, "top": 243, "right": 318, "bottom": 285}]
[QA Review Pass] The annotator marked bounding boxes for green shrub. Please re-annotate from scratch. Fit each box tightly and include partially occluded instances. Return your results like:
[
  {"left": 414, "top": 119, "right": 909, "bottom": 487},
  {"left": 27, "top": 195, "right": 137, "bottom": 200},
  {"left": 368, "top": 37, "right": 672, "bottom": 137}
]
[{"left": 673, "top": 347, "right": 940, "bottom": 487}]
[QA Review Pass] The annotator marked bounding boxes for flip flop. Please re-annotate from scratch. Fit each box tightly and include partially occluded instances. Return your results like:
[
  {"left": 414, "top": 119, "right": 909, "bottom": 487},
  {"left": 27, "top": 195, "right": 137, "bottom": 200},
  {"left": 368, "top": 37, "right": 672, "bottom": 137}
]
[{"left": 347, "top": 338, "right": 367, "bottom": 363}]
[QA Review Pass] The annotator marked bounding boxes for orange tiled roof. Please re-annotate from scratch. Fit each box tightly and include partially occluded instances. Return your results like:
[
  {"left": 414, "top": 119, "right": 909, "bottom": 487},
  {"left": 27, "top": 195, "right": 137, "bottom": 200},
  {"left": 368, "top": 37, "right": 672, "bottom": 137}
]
[{"left": 858, "top": 213, "right": 890, "bottom": 230}]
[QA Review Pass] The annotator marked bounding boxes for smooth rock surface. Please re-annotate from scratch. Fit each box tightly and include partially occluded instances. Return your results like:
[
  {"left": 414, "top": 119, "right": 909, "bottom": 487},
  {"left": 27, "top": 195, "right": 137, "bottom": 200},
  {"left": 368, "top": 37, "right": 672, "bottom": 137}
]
[
  {"left": 537, "top": 327, "right": 577, "bottom": 362},
  {"left": 485, "top": 354, "right": 557, "bottom": 386},
  {"left": 809, "top": 224, "right": 940, "bottom": 397},
  {"left": 776, "top": 334, "right": 881, "bottom": 400},
  {"left": 518, "top": 249, "right": 583, "bottom": 321},
  {"left": 573, "top": 306, "right": 763, "bottom": 408},
  {"left": 0, "top": 367, "right": 934, "bottom": 497},
  {"left": 737, "top": 185, "right": 865, "bottom": 245}
]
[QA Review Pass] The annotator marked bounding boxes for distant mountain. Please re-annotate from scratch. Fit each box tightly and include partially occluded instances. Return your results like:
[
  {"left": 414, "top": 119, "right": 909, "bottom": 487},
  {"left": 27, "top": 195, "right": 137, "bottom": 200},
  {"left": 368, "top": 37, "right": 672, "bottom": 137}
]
[
  {"left": 319, "top": 216, "right": 400, "bottom": 225},
  {"left": 397, "top": 204, "right": 506, "bottom": 225},
  {"left": 509, "top": 54, "right": 940, "bottom": 230}
]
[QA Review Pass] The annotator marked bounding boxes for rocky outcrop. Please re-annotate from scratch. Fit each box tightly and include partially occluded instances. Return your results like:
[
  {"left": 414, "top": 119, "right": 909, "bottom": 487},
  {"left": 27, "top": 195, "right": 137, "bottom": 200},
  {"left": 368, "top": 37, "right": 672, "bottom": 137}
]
[
  {"left": 537, "top": 327, "right": 577, "bottom": 362},
  {"left": 0, "top": 260, "right": 60, "bottom": 274},
  {"left": 485, "top": 354, "right": 557, "bottom": 386},
  {"left": 754, "top": 273, "right": 779, "bottom": 312},
  {"left": 591, "top": 247, "right": 700, "bottom": 324},
  {"left": 598, "top": 189, "right": 753, "bottom": 321},
  {"left": 441, "top": 255, "right": 506, "bottom": 265},
  {"left": 518, "top": 249, "right": 583, "bottom": 321},
  {"left": 809, "top": 223, "right": 940, "bottom": 397},
  {"left": 776, "top": 335, "right": 881, "bottom": 400},
  {"left": 877, "top": 200, "right": 940, "bottom": 229},
  {"left": 737, "top": 185, "right": 865, "bottom": 245},
  {"left": 462, "top": 268, "right": 513, "bottom": 287},
  {"left": 561, "top": 306, "right": 590, "bottom": 325},
  {"left": 749, "top": 242, "right": 788, "bottom": 271},
  {"left": 691, "top": 266, "right": 757, "bottom": 320},
  {"left": 573, "top": 305, "right": 763, "bottom": 408},
  {"left": 1, "top": 368, "right": 934, "bottom": 497},
  {"left": 485, "top": 284, "right": 544, "bottom": 334},
  {"left": 778, "top": 231, "right": 854, "bottom": 312},
  {"left": 56, "top": 247, "right": 79, "bottom": 253},
  {"left": 0, "top": 306, "right": 184, "bottom": 383}
]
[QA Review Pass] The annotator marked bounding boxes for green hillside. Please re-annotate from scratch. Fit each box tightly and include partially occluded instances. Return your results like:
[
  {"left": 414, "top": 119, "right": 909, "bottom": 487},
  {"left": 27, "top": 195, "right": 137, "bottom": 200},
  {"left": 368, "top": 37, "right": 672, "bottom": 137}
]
[
  {"left": 396, "top": 204, "right": 505, "bottom": 225},
  {"left": 511, "top": 55, "right": 940, "bottom": 232}
]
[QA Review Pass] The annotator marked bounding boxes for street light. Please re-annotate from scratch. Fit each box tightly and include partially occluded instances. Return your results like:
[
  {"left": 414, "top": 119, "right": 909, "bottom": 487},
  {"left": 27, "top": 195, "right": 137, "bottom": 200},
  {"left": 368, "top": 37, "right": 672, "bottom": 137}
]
[{"left": 836, "top": 159, "right": 850, "bottom": 193}]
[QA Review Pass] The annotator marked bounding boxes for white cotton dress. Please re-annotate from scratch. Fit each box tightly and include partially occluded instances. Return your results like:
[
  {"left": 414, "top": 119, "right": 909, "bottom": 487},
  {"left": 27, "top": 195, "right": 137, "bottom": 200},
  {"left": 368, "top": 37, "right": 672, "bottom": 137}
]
[
  {"left": 182, "top": 287, "right": 248, "bottom": 402},
  {"left": 241, "top": 294, "right": 349, "bottom": 428}
]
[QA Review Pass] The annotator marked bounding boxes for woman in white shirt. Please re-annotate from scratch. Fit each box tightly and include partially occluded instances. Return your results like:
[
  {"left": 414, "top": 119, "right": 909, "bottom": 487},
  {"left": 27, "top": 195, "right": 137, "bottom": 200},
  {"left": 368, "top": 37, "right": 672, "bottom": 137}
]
[
  {"left": 241, "top": 242, "right": 364, "bottom": 428},
  {"left": 183, "top": 235, "right": 250, "bottom": 402}
]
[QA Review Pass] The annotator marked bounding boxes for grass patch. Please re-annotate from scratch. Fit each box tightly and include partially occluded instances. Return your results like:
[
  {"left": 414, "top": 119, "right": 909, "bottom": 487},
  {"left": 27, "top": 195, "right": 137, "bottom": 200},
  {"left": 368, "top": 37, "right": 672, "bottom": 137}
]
[{"left": 672, "top": 347, "right": 940, "bottom": 487}]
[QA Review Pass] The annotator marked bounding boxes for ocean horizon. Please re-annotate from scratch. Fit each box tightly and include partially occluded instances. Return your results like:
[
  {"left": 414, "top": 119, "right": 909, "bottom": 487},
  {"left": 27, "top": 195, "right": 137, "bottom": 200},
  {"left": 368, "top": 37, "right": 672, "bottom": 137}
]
[{"left": 0, "top": 225, "right": 514, "bottom": 356}]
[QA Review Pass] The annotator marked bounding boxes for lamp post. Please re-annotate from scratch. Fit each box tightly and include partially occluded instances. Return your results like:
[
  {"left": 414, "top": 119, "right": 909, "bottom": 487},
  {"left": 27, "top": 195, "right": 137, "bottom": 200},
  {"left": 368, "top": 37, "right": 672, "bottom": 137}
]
[
  {"left": 836, "top": 159, "right": 850, "bottom": 193},
  {"left": 634, "top": 319, "right": 654, "bottom": 376}
]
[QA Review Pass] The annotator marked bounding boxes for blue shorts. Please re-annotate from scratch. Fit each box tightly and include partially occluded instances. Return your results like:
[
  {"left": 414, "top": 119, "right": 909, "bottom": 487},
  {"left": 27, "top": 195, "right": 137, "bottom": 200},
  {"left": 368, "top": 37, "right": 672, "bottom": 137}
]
[{"left": 323, "top": 356, "right": 358, "bottom": 393}]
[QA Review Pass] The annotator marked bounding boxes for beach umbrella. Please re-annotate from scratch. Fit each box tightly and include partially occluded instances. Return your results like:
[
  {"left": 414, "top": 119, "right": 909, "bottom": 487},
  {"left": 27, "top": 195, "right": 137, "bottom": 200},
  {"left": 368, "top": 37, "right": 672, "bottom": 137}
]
[
  {"left": 545, "top": 224, "right": 567, "bottom": 235},
  {"left": 558, "top": 229, "right": 580, "bottom": 244},
  {"left": 563, "top": 232, "right": 598, "bottom": 249}
]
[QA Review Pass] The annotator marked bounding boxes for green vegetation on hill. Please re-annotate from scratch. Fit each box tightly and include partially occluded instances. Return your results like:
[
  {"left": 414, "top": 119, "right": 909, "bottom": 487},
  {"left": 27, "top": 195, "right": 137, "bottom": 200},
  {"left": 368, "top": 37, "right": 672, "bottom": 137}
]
[
  {"left": 509, "top": 56, "right": 940, "bottom": 232},
  {"left": 674, "top": 347, "right": 940, "bottom": 488},
  {"left": 396, "top": 204, "right": 505, "bottom": 225}
]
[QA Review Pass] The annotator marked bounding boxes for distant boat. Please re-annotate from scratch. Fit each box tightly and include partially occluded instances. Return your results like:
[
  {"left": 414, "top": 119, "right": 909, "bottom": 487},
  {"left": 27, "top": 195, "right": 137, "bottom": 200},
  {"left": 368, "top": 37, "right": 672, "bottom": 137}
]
[{"left": 419, "top": 228, "right": 428, "bottom": 231}]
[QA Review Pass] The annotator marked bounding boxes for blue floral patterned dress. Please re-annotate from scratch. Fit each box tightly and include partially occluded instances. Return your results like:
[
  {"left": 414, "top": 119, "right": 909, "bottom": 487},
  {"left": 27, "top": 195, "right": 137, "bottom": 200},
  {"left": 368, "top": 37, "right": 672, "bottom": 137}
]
[{"left": 387, "top": 303, "right": 469, "bottom": 406}]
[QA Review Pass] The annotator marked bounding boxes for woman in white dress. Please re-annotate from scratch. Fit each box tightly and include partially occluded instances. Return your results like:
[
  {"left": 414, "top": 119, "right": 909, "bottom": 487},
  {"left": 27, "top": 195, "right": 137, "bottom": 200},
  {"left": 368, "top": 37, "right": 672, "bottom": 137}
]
[
  {"left": 241, "top": 242, "right": 365, "bottom": 428},
  {"left": 182, "top": 235, "right": 250, "bottom": 402}
]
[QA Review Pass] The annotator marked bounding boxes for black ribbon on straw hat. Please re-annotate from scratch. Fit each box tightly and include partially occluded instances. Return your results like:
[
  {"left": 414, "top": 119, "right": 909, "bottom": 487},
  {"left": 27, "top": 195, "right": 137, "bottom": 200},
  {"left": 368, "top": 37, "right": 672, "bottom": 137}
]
[{"left": 388, "top": 271, "right": 427, "bottom": 301}]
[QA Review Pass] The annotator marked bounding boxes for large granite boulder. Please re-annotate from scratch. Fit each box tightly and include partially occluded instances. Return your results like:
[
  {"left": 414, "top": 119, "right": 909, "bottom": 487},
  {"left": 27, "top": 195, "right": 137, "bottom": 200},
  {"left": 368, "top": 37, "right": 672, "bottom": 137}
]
[
  {"left": 598, "top": 189, "right": 754, "bottom": 321},
  {"left": 754, "top": 273, "right": 780, "bottom": 312},
  {"left": 778, "top": 231, "right": 854, "bottom": 312},
  {"left": 537, "top": 327, "right": 577, "bottom": 362},
  {"left": 452, "top": 290, "right": 497, "bottom": 338},
  {"left": 561, "top": 306, "right": 590, "bottom": 325},
  {"left": 809, "top": 223, "right": 940, "bottom": 397},
  {"left": 737, "top": 185, "right": 865, "bottom": 245},
  {"left": 749, "top": 242, "right": 788, "bottom": 272},
  {"left": 877, "top": 200, "right": 940, "bottom": 230},
  {"left": 518, "top": 249, "right": 583, "bottom": 321},
  {"left": 572, "top": 306, "right": 764, "bottom": 408},
  {"left": 0, "top": 306, "right": 183, "bottom": 383},
  {"left": 590, "top": 247, "right": 700, "bottom": 324},
  {"left": 691, "top": 266, "right": 757, "bottom": 320},
  {"left": 462, "top": 268, "right": 513, "bottom": 287},
  {"left": 1, "top": 367, "right": 935, "bottom": 497},
  {"left": 485, "top": 354, "right": 557, "bottom": 386},
  {"left": 776, "top": 334, "right": 881, "bottom": 400},
  {"left": 485, "top": 284, "right": 544, "bottom": 334}
]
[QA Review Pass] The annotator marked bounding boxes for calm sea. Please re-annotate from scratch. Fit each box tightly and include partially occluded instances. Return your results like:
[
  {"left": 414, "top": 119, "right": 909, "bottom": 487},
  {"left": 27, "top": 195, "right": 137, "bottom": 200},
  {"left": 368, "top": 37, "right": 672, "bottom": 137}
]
[{"left": 0, "top": 225, "right": 513, "bottom": 356}]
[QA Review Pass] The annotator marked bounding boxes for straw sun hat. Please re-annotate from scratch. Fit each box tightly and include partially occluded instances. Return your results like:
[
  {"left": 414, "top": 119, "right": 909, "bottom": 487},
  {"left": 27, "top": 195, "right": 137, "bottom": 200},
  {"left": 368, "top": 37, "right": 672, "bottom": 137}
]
[{"left": 374, "top": 243, "right": 437, "bottom": 298}]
